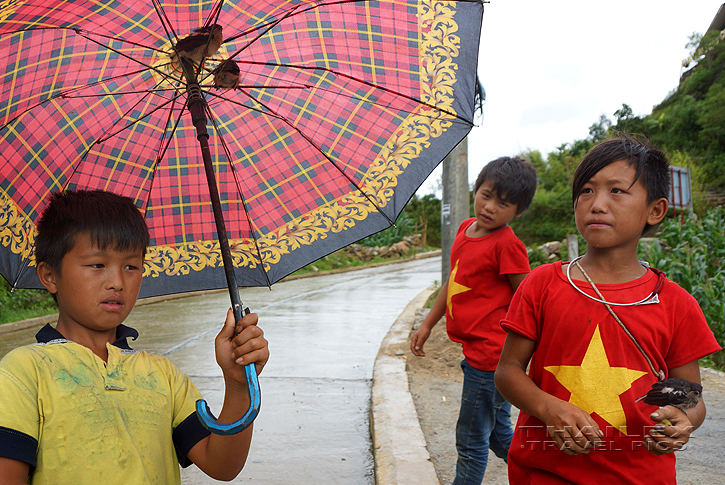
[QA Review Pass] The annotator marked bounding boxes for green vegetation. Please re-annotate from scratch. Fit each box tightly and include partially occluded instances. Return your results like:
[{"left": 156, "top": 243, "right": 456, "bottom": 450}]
[
  {"left": 402, "top": 193, "right": 442, "bottom": 247},
  {"left": 595, "top": 31, "right": 725, "bottom": 191},
  {"left": 649, "top": 31, "right": 725, "bottom": 188},
  {"left": 639, "top": 207, "right": 725, "bottom": 369},
  {"left": 0, "top": 280, "right": 56, "bottom": 325},
  {"left": 509, "top": 141, "right": 587, "bottom": 246},
  {"left": 425, "top": 282, "right": 441, "bottom": 309},
  {"left": 290, "top": 249, "right": 379, "bottom": 275},
  {"left": 358, "top": 212, "right": 416, "bottom": 248},
  {"left": 290, "top": 244, "right": 435, "bottom": 277}
]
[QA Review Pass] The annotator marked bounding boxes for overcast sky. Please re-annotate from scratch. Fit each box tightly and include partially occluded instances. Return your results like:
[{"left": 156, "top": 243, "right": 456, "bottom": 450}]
[{"left": 418, "top": 0, "right": 724, "bottom": 195}]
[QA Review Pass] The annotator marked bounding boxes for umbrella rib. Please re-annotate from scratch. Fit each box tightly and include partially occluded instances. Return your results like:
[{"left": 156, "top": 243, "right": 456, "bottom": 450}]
[
  {"left": 155, "top": 96, "right": 188, "bottom": 167},
  {"left": 74, "top": 28, "right": 168, "bottom": 55},
  {"left": 205, "top": 0, "right": 225, "bottom": 29},
  {"left": 0, "top": 65, "right": 154, "bottom": 130},
  {"left": 222, "top": 3, "right": 298, "bottom": 46},
  {"left": 206, "top": 89, "right": 395, "bottom": 227},
  {"left": 223, "top": 0, "right": 404, "bottom": 45},
  {"left": 204, "top": 102, "right": 237, "bottom": 166},
  {"left": 197, "top": 7, "right": 294, "bottom": 87},
  {"left": 58, "top": 88, "right": 179, "bottom": 98},
  {"left": 72, "top": 75, "right": 179, "bottom": 155},
  {"left": 241, "top": 61, "right": 474, "bottom": 125},
  {"left": 222, "top": 0, "right": 484, "bottom": 51},
  {"left": 151, "top": 0, "right": 179, "bottom": 44},
  {"left": 206, "top": 83, "right": 423, "bottom": 126},
  {"left": 96, "top": 92, "right": 185, "bottom": 144},
  {"left": 74, "top": 29, "right": 185, "bottom": 86},
  {"left": 143, "top": 96, "right": 188, "bottom": 221},
  {"left": 204, "top": 101, "right": 272, "bottom": 288}
]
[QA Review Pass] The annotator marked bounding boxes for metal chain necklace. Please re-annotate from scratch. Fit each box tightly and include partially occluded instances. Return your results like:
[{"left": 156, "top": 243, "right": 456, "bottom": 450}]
[
  {"left": 566, "top": 256, "right": 660, "bottom": 306},
  {"left": 566, "top": 255, "right": 665, "bottom": 380}
]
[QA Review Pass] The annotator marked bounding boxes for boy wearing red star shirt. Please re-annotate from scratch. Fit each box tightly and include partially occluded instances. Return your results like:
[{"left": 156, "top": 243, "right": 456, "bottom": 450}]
[
  {"left": 411, "top": 156, "right": 538, "bottom": 484},
  {"left": 495, "top": 135, "right": 721, "bottom": 484}
]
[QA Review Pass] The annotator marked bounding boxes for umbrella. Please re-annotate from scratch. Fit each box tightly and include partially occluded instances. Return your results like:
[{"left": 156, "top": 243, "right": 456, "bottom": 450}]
[{"left": 0, "top": 0, "right": 484, "bottom": 433}]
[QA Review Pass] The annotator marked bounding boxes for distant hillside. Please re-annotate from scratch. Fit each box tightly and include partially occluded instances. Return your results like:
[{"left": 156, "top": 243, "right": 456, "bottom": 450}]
[{"left": 615, "top": 30, "right": 725, "bottom": 193}]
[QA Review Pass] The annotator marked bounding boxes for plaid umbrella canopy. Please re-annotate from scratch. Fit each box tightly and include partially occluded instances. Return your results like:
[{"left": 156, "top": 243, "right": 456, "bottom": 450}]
[{"left": 0, "top": 0, "right": 483, "bottom": 433}]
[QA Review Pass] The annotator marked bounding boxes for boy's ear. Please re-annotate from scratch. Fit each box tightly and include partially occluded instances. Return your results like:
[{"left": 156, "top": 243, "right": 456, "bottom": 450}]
[
  {"left": 647, "top": 197, "right": 669, "bottom": 226},
  {"left": 36, "top": 262, "right": 58, "bottom": 295}
]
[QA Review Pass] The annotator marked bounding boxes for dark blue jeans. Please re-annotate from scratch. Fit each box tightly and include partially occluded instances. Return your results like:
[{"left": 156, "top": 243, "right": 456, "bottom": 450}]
[{"left": 453, "top": 359, "right": 513, "bottom": 485}]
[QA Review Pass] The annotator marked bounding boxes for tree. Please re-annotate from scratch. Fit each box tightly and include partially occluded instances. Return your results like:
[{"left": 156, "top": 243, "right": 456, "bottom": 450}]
[
  {"left": 404, "top": 193, "right": 441, "bottom": 247},
  {"left": 588, "top": 114, "right": 611, "bottom": 142}
]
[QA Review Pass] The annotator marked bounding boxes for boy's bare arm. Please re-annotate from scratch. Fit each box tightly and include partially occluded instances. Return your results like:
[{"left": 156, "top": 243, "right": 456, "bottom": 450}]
[
  {"left": 187, "top": 310, "right": 269, "bottom": 480},
  {"left": 495, "top": 332, "right": 602, "bottom": 455},
  {"left": 507, "top": 273, "right": 527, "bottom": 292},
  {"left": 645, "top": 360, "right": 705, "bottom": 455},
  {"left": 0, "top": 457, "right": 30, "bottom": 484},
  {"left": 410, "top": 279, "right": 448, "bottom": 357}
]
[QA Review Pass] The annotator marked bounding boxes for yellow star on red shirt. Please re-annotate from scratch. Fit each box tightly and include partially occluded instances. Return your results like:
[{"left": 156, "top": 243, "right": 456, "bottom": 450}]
[
  {"left": 544, "top": 325, "right": 648, "bottom": 434},
  {"left": 447, "top": 259, "right": 472, "bottom": 320}
]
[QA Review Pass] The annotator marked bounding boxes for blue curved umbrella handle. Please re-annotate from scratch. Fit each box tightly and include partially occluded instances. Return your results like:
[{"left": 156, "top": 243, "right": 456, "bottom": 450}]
[
  {"left": 196, "top": 363, "right": 261, "bottom": 435},
  {"left": 182, "top": 72, "right": 263, "bottom": 435}
]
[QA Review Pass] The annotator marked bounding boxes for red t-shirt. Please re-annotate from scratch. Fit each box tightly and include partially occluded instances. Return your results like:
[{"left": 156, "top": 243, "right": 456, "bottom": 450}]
[
  {"left": 446, "top": 219, "right": 530, "bottom": 370},
  {"left": 501, "top": 262, "right": 721, "bottom": 484}
]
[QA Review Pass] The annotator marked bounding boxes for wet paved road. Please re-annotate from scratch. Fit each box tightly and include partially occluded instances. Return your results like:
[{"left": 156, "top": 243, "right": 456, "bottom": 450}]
[{"left": 1, "top": 256, "right": 440, "bottom": 483}]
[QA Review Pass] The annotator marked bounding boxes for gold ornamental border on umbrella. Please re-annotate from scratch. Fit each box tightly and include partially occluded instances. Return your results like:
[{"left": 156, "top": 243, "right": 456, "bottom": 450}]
[{"left": 0, "top": 0, "right": 463, "bottom": 277}]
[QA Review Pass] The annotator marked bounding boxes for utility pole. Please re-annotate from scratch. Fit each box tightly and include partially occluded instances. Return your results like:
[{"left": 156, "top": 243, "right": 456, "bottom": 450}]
[{"left": 441, "top": 137, "right": 470, "bottom": 283}]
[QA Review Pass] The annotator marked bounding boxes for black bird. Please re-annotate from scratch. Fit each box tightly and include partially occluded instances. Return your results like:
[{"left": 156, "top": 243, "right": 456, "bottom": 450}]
[{"left": 636, "top": 378, "right": 702, "bottom": 424}]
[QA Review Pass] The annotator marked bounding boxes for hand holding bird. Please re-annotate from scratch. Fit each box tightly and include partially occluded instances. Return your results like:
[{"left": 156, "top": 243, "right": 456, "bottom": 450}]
[
  {"left": 637, "top": 377, "right": 703, "bottom": 455},
  {"left": 636, "top": 378, "right": 703, "bottom": 424}
]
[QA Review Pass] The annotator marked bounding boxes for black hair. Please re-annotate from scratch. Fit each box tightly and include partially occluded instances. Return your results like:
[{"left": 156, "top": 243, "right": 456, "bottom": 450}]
[
  {"left": 473, "top": 156, "right": 538, "bottom": 215},
  {"left": 572, "top": 133, "right": 670, "bottom": 206},
  {"left": 35, "top": 190, "right": 150, "bottom": 275}
]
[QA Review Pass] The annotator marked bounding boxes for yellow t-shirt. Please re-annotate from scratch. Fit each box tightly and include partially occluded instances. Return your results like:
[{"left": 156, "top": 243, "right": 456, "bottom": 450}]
[{"left": 0, "top": 326, "right": 208, "bottom": 484}]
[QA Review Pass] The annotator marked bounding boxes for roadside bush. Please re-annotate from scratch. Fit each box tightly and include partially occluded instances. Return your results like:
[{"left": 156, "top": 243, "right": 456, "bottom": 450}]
[
  {"left": 359, "top": 211, "right": 416, "bottom": 247},
  {"left": 527, "top": 246, "right": 550, "bottom": 270},
  {"left": 639, "top": 208, "right": 725, "bottom": 369}
]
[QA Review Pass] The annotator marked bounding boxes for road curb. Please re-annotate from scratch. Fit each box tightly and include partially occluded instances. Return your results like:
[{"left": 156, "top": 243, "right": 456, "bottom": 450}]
[{"left": 371, "top": 285, "right": 439, "bottom": 485}]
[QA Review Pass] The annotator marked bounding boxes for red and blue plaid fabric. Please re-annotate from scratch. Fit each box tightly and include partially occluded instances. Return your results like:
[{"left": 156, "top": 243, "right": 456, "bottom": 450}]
[{"left": 0, "top": 0, "right": 482, "bottom": 296}]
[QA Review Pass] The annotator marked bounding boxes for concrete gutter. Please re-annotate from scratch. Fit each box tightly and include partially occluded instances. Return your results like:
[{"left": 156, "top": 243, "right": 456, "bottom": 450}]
[{"left": 371, "top": 285, "right": 439, "bottom": 485}]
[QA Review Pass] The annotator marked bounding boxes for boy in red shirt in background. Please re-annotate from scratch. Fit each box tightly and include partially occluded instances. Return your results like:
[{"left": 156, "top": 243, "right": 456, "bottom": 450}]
[
  {"left": 411, "top": 156, "right": 538, "bottom": 484},
  {"left": 495, "top": 135, "right": 721, "bottom": 484}
]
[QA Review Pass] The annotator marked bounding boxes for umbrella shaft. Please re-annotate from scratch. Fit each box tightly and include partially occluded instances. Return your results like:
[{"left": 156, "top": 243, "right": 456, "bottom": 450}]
[
  {"left": 182, "top": 60, "right": 244, "bottom": 323},
  {"left": 198, "top": 119, "right": 244, "bottom": 322}
]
